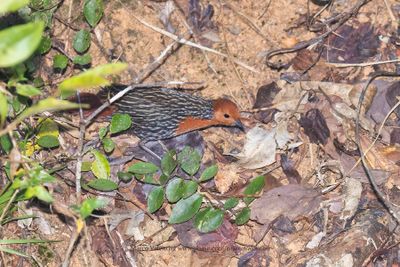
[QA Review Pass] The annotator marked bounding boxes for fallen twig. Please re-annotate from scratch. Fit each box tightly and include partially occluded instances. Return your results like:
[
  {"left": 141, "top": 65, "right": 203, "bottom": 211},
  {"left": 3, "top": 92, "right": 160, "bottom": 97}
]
[
  {"left": 355, "top": 71, "right": 400, "bottom": 225},
  {"left": 132, "top": 14, "right": 259, "bottom": 73},
  {"left": 327, "top": 58, "right": 400, "bottom": 68},
  {"left": 265, "top": 0, "right": 371, "bottom": 69}
]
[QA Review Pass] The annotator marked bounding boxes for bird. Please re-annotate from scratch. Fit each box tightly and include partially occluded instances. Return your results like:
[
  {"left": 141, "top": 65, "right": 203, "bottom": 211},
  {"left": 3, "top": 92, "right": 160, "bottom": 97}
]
[{"left": 98, "top": 86, "right": 245, "bottom": 141}]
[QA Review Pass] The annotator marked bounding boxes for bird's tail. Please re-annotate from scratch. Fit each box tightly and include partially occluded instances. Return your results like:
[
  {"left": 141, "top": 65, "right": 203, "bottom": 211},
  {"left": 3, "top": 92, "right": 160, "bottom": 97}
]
[{"left": 66, "top": 87, "right": 121, "bottom": 120}]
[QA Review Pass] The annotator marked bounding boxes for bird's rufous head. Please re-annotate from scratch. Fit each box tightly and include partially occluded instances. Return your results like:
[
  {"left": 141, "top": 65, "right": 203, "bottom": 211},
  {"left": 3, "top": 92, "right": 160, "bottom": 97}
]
[{"left": 212, "top": 98, "right": 244, "bottom": 131}]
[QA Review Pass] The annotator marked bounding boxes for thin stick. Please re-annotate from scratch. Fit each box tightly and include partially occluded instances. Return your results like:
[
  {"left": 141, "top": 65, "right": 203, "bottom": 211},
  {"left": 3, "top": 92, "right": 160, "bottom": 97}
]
[
  {"left": 61, "top": 226, "right": 81, "bottom": 267},
  {"left": 0, "top": 190, "right": 19, "bottom": 224},
  {"left": 224, "top": 2, "right": 267, "bottom": 39},
  {"left": 355, "top": 71, "right": 400, "bottom": 224},
  {"left": 347, "top": 97, "right": 400, "bottom": 175},
  {"left": 383, "top": 0, "right": 396, "bottom": 23},
  {"left": 115, "top": 231, "right": 137, "bottom": 267},
  {"left": 257, "top": 0, "right": 272, "bottom": 20},
  {"left": 132, "top": 41, "right": 180, "bottom": 84},
  {"left": 75, "top": 92, "right": 85, "bottom": 199},
  {"left": 116, "top": 191, "right": 156, "bottom": 220},
  {"left": 132, "top": 15, "right": 259, "bottom": 73},
  {"left": 64, "top": 0, "right": 74, "bottom": 54},
  {"left": 265, "top": 0, "right": 370, "bottom": 69},
  {"left": 327, "top": 58, "right": 400, "bottom": 68}
]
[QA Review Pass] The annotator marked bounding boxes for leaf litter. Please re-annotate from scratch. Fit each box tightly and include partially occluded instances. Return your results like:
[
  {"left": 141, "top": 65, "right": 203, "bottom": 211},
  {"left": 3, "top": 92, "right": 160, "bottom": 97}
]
[{"left": 6, "top": 0, "right": 400, "bottom": 266}]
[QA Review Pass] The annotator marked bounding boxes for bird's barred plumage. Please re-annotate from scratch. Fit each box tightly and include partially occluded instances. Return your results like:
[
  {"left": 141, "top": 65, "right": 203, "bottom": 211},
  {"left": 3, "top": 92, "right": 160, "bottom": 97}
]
[{"left": 104, "top": 86, "right": 215, "bottom": 140}]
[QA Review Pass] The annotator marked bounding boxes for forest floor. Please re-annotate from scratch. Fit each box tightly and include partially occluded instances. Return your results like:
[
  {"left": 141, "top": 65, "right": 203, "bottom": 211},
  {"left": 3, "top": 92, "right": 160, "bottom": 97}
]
[{"left": 3, "top": 0, "right": 400, "bottom": 266}]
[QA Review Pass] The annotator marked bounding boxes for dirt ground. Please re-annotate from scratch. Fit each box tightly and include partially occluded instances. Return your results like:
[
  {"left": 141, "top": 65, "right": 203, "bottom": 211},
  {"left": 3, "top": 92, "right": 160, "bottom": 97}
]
[{"left": 4, "top": 0, "right": 400, "bottom": 266}]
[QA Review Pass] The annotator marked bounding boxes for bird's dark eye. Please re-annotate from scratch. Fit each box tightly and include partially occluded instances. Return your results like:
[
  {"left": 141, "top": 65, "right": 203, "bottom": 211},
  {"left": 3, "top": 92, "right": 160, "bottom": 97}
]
[{"left": 224, "top": 114, "right": 230, "bottom": 118}]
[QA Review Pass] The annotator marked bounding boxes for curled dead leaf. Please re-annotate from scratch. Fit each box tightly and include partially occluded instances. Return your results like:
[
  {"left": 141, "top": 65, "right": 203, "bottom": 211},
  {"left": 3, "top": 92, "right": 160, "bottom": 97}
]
[{"left": 229, "top": 124, "right": 292, "bottom": 169}]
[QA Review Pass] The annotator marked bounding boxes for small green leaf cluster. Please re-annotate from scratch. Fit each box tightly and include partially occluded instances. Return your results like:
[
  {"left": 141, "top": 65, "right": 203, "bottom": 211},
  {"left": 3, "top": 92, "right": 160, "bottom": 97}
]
[
  {"left": 71, "top": 197, "right": 107, "bottom": 220},
  {"left": 127, "top": 146, "right": 265, "bottom": 233},
  {"left": 82, "top": 113, "right": 133, "bottom": 192},
  {"left": 98, "top": 112, "right": 133, "bottom": 154},
  {"left": 0, "top": 165, "right": 56, "bottom": 226},
  {"left": 67, "top": 0, "right": 103, "bottom": 69},
  {"left": 0, "top": 0, "right": 126, "bottom": 236},
  {"left": 0, "top": 1, "right": 126, "bottom": 260},
  {"left": 82, "top": 149, "right": 118, "bottom": 192}
]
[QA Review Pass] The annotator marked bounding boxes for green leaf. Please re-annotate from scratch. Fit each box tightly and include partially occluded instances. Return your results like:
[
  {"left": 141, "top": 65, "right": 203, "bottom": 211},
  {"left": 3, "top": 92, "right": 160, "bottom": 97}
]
[
  {"left": 12, "top": 166, "right": 56, "bottom": 191},
  {"left": 0, "top": 135, "right": 12, "bottom": 154},
  {"left": 161, "top": 150, "right": 177, "bottom": 176},
  {"left": 117, "top": 171, "right": 133, "bottom": 183},
  {"left": 110, "top": 113, "right": 132, "bottom": 134},
  {"left": 79, "top": 197, "right": 106, "bottom": 219},
  {"left": 33, "top": 9, "right": 54, "bottom": 28},
  {"left": 38, "top": 36, "right": 51, "bottom": 54},
  {"left": 73, "top": 29, "right": 91, "bottom": 53},
  {"left": 168, "top": 193, "right": 203, "bottom": 224},
  {"left": 223, "top": 197, "right": 239, "bottom": 210},
  {"left": 33, "top": 77, "right": 44, "bottom": 88},
  {"left": 102, "top": 137, "right": 115, "bottom": 153},
  {"left": 194, "top": 207, "right": 224, "bottom": 233},
  {"left": 81, "top": 161, "right": 92, "bottom": 172},
  {"left": 15, "top": 84, "right": 42, "bottom": 97},
  {"left": 243, "top": 176, "right": 265, "bottom": 205},
  {"left": 21, "top": 99, "right": 83, "bottom": 117},
  {"left": 0, "top": 21, "right": 45, "bottom": 67},
  {"left": 0, "top": 0, "right": 29, "bottom": 14},
  {"left": 98, "top": 127, "right": 108, "bottom": 139},
  {"left": 199, "top": 164, "right": 218, "bottom": 182},
  {"left": 0, "top": 92, "right": 7, "bottom": 127},
  {"left": 25, "top": 185, "right": 53, "bottom": 203},
  {"left": 0, "top": 247, "right": 29, "bottom": 258},
  {"left": 182, "top": 180, "right": 198, "bottom": 198},
  {"left": 9, "top": 63, "right": 27, "bottom": 81},
  {"left": 133, "top": 173, "right": 158, "bottom": 184},
  {"left": 19, "top": 99, "right": 82, "bottom": 118},
  {"left": 143, "top": 174, "right": 158, "bottom": 185},
  {"left": 0, "top": 239, "right": 54, "bottom": 245},
  {"left": 87, "top": 178, "right": 118, "bottom": 191},
  {"left": 91, "top": 150, "right": 110, "bottom": 179},
  {"left": 147, "top": 186, "right": 164, "bottom": 213},
  {"left": 235, "top": 207, "right": 250, "bottom": 225},
  {"left": 58, "top": 63, "right": 127, "bottom": 98},
  {"left": 53, "top": 54, "right": 68, "bottom": 70},
  {"left": 37, "top": 118, "right": 59, "bottom": 138},
  {"left": 0, "top": 98, "right": 86, "bottom": 137},
  {"left": 128, "top": 162, "right": 158, "bottom": 175},
  {"left": 73, "top": 53, "right": 92, "bottom": 65},
  {"left": 178, "top": 146, "right": 201, "bottom": 176},
  {"left": 30, "top": 0, "right": 54, "bottom": 9},
  {"left": 84, "top": 0, "right": 104, "bottom": 27},
  {"left": 37, "top": 135, "right": 59, "bottom": 148},
  {"left": 166, "top": 178, "right": 184, "bottom": 203},
  {"left": 159, "top": 173, "right": 169, "bottom": 185}
]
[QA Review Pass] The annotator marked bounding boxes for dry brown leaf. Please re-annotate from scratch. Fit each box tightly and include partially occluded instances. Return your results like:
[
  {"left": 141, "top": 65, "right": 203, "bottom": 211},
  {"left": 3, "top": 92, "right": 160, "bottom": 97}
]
[
  {"left": 229, "top": 124, "right": 292, "bottom": 169},
  {"left": 250, "top": 184, "right": 322, "bottom": 226}
]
